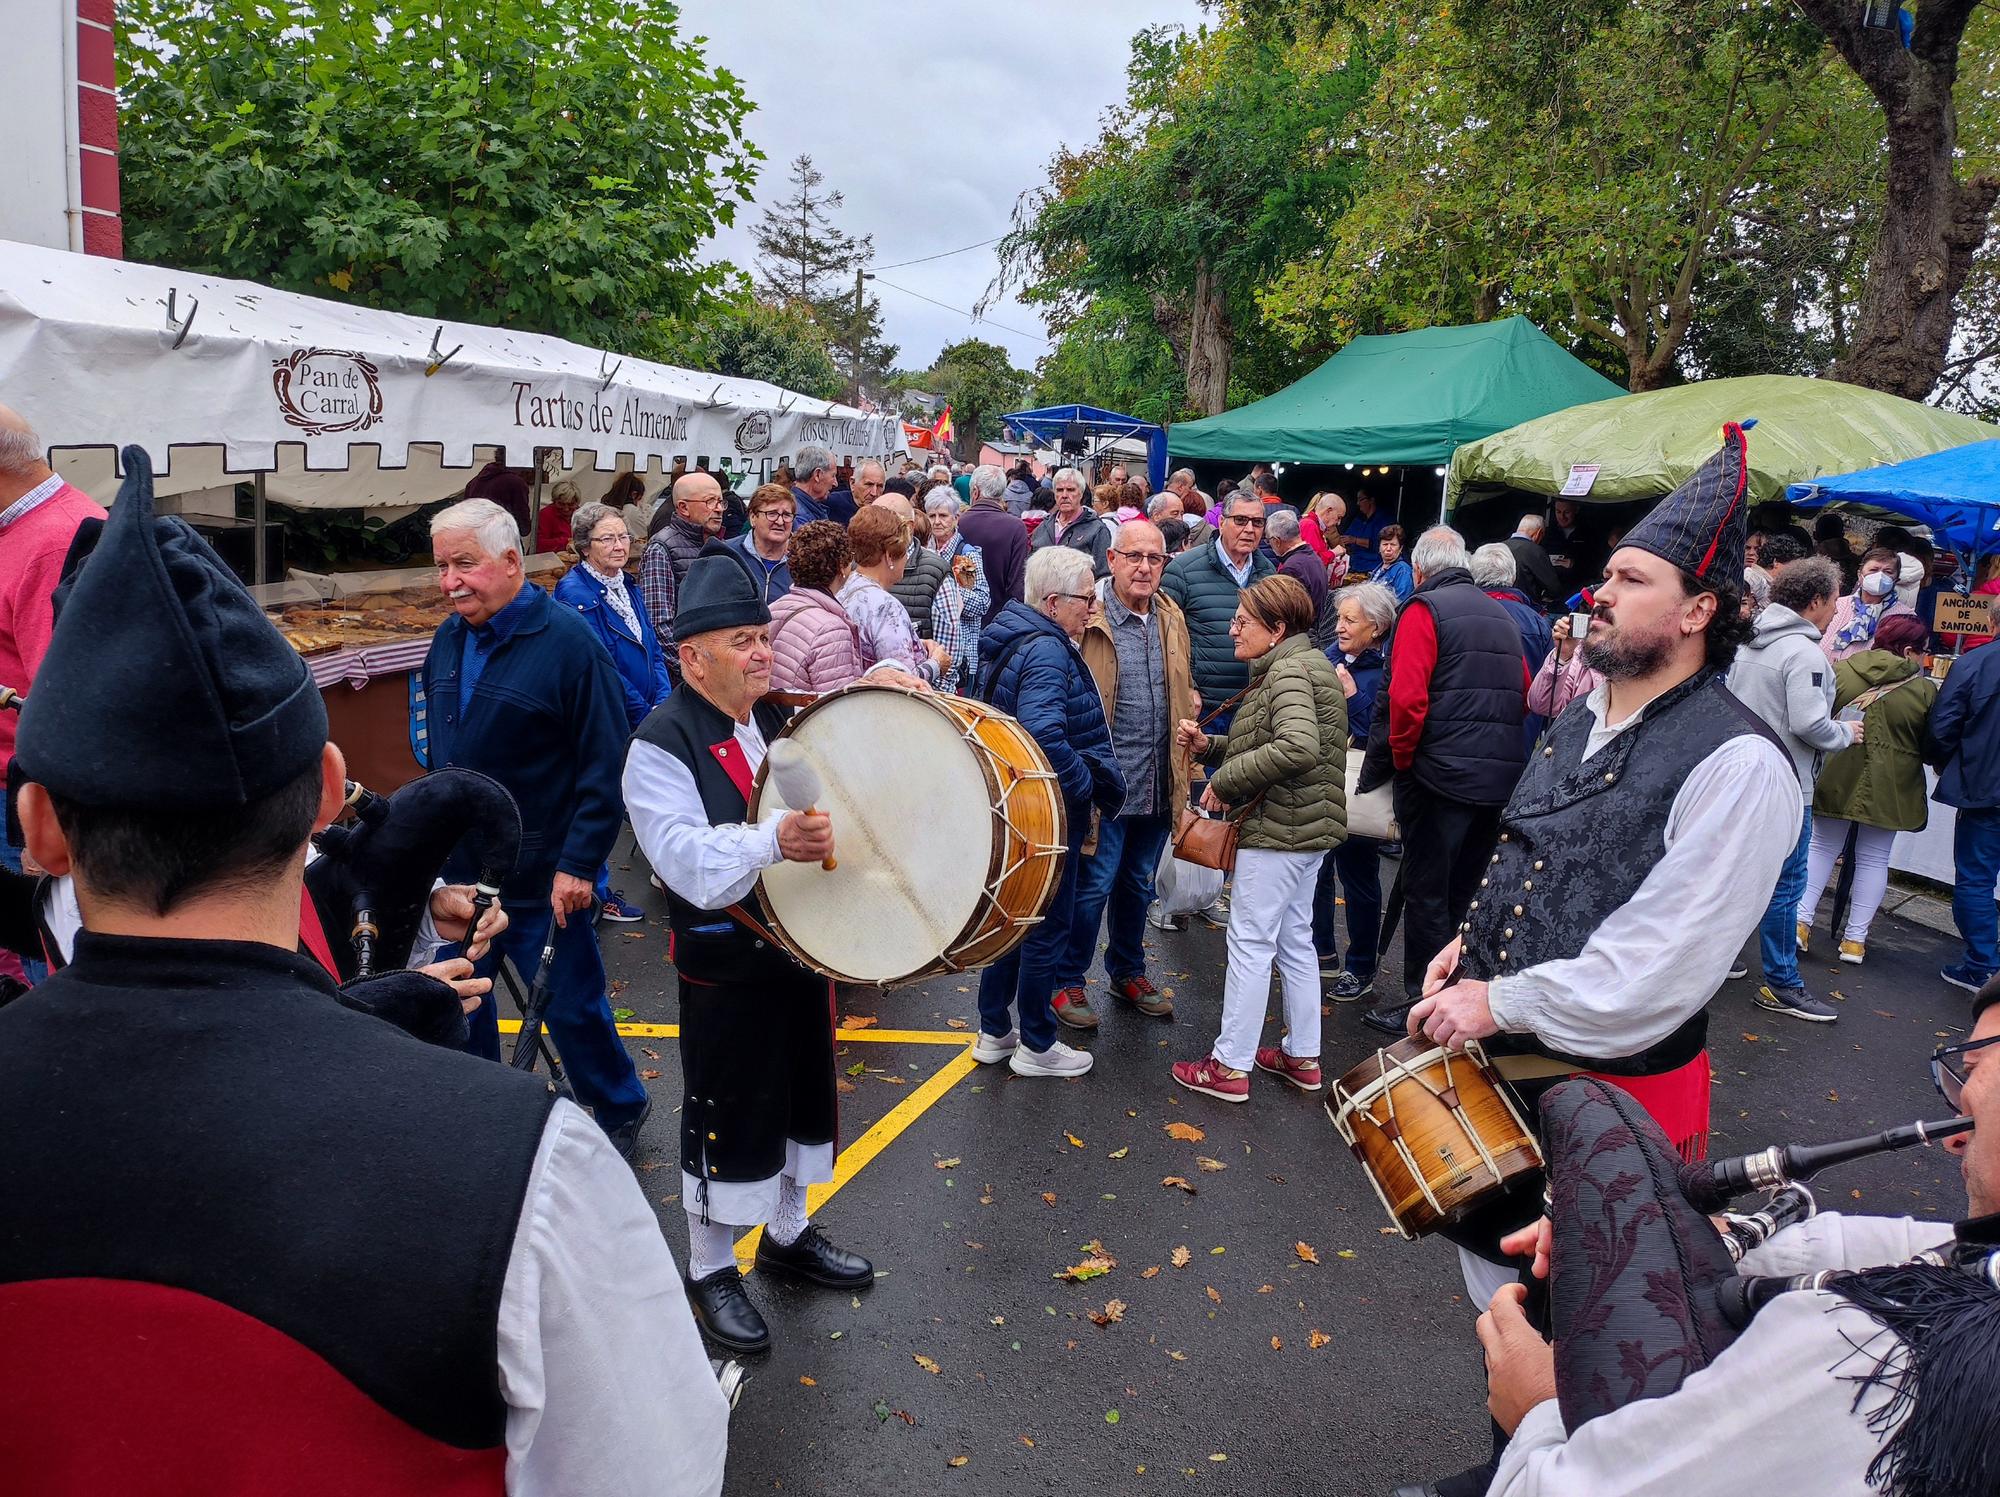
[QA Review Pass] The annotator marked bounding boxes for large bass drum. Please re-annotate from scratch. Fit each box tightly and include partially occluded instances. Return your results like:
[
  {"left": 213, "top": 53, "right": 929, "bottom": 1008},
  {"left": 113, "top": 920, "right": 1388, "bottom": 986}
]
[{"left": 748, "top": 683, "right": 1067, "bottom": 984}]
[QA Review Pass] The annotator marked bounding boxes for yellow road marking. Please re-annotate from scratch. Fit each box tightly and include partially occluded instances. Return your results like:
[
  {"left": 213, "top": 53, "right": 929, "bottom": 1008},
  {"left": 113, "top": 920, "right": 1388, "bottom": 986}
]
[
  {"left": 497, "top": 1020, "right": 975, "bottom": 1046},
  {"left": 734, "top": 1044, "right": 982, "bottom": 1270}
]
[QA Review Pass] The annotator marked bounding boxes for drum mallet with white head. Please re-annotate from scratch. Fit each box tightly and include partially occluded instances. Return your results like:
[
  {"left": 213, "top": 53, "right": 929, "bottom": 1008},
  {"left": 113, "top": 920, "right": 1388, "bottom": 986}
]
[{"left": 767, "top": 739, "right": 837, "bottom": 871}]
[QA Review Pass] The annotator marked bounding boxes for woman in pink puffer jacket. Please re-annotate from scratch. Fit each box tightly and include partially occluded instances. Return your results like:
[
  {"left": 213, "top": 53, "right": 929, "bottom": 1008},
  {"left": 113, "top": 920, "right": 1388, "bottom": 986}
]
[{"left": 770, "top": 520, "right": 868, "bottom": 692}]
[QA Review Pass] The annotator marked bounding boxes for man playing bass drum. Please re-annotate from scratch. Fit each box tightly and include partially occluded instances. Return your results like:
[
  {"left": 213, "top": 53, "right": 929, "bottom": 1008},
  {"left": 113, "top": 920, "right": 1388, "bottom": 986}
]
[
  {"left": 1480, "top": 982, "right": 2000, "bottom": 1495},
  {"left": 1399, "top": 427, "right": 1801, "bottom": 1497}
]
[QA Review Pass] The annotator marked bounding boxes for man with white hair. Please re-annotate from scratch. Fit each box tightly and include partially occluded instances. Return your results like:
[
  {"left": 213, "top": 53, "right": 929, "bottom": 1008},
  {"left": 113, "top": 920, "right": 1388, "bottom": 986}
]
[
  {"left": 421, "top": 499, "right": 653, "bottom": 1156},
  {"left": 1357, "top": 526, "right": 1530, "bottom": 1033},
  {"left": 826, "top": 458, "right": 884, "bottom": 526},
  {"left": 0, "top": 405, "right": 105, "bottom": 978},
  {"left": 1473, "top": 541, "right": 1556, "bottom": 754},
  {"left": 1030, "top": 467, "right": 1113, "bottom": 577},
  {"left": 956, "top": 462, "right": 1029, "bottom": 623},
  {"left": 791, "top": 444, "right": 837, "bottom": 526},
  {"left": 1505, "top": 512, "right": 1561, "bottom": 607}
]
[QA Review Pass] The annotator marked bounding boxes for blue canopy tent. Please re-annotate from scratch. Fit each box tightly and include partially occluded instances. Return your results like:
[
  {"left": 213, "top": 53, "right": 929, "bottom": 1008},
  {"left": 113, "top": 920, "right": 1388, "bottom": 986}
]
[
  {"left": 1001, "top": 404, "right": 1169, "bottom": 493},
  {"left": 1786, "top": 439, "right": 2000, "bottom": 556}
]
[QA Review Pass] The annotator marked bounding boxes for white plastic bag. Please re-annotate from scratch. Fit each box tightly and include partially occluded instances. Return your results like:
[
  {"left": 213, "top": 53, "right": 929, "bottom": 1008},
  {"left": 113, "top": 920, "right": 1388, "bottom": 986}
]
[{"left": 1153, "top": 833, "right": 1224, "bottom": 920}]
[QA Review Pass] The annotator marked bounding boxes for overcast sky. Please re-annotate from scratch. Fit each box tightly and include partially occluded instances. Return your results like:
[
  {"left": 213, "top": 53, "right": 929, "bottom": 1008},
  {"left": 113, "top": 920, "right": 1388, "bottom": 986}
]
[{"left": 677, "top": 0, "right": 1209, "bottom": 377}]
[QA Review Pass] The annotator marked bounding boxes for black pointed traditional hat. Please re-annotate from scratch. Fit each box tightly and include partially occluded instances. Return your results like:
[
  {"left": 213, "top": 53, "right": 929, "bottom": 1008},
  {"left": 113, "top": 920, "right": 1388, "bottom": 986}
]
[
  {"left": 1620, "top": 420, "right": 1752, "bottom": 586},
  {"left": 15, "top": 445, "right": 327, "bottom": 809},
  {"left": 673, "top": 540, "right": 771, "bottom": 640}
]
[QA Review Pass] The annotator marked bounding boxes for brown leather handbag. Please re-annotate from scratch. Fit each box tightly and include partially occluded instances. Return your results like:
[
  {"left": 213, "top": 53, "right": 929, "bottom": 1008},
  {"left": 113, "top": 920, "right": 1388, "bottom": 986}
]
[{"left": 1170, "top": 685, "right": 1259, "bottom": 873}]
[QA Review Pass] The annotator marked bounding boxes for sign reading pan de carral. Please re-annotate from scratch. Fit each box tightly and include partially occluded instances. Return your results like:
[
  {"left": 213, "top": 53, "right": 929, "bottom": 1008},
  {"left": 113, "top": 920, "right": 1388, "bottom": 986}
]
[{"left": 271, "top": 350, "right": 384, "bottom": 436}]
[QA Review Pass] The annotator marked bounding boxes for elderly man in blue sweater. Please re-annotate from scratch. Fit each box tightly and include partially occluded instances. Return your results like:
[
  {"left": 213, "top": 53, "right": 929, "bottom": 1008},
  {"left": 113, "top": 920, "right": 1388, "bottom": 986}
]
[{"left": 422, "top": 498, "right": 651, "bottom": 1159}]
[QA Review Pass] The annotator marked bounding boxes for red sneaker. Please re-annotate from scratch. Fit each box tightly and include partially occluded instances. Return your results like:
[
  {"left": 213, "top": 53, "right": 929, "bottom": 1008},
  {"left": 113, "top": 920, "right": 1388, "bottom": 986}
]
[
  {"left": 1254, "top": 1046, "right": 1324, "bottom": 1093},
  {"left": 1171, "top": 1055, "right": 1250, "bottom": 1103},
  {"left": 1052, "top": 986, "right": 1099, "bottom": 1030},
  {"left": 1112, "top": 974, "right": 1173, "bottom": 1017}
]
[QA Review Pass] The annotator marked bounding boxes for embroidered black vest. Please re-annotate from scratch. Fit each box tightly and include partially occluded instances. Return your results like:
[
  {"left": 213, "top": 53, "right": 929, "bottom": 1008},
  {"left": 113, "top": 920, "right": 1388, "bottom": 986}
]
[
  {"left": 1464, "top": 670, "right": 1784, "bottom": 1075},
  {"left": 630, "top": 688, "right": 796, "bottom": 985}
]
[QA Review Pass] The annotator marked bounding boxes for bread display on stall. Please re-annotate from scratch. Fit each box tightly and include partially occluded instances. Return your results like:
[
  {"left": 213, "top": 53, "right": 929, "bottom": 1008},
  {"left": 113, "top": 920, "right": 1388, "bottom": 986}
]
[{"left": 262, "top": 558, "right": 570, "bottom": 656}]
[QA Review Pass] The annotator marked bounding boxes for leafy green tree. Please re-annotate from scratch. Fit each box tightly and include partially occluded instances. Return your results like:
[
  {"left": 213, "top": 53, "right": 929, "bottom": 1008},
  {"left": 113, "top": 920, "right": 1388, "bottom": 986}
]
[
  {"left": 1030, "top": 292, "right": 1185, "bottom": 426},
  {"left": 995, "top": 22, "right": 1373, "bottom": 415},
  {"left": 923, "top": 340, "right": 1033, "bottom": 459},
  {"left": 116, "top": 0, "right": 759, "bottom": 360},
  {"left": 682, "top": 298, "right": 843, "bottom": 401}
]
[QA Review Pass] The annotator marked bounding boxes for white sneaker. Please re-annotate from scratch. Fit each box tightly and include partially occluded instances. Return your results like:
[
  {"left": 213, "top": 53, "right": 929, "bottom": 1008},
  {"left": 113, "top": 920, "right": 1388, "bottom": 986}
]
[
  {"left": 1147, "top": 905, "right": 1187, "bottom": 931},
  {"left": 1009, "top": 1040, "right": 1094, "bottom": 1078},
  {"left": 971, "top": 1028, "right": 1019, "bottom": 1064}
]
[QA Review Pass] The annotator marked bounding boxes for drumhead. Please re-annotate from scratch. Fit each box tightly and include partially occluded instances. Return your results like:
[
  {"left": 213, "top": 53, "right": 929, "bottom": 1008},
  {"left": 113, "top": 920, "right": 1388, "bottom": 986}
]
[{"left": 755, "top": 690, "right": 997, "bottom": 982}]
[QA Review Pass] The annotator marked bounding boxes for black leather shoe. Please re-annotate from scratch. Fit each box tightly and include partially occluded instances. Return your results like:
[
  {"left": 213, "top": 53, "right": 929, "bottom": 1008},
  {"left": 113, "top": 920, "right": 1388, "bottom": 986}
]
[
  {"left": 602, "top": 1097, "right": 652, "bottom": 1163},
  {"left": 1361, "top": 1000, "right": 1416, "bottom": 1038},
  {"left": 753, "top": 1223, "right": 874, "bottom": 1289},
  {"left": 686, "top": 1267, "right": 770, "bottom": 1354}
]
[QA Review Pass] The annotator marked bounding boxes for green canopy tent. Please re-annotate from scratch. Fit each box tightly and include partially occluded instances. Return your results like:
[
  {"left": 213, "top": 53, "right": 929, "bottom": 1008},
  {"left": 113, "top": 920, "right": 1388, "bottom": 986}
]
[
  {"left": 1446, "top": 374, "right": 1998, "bottom": 516},
  {"left": 1166, "top": 317, "right": 1625, "bottom": 465}
]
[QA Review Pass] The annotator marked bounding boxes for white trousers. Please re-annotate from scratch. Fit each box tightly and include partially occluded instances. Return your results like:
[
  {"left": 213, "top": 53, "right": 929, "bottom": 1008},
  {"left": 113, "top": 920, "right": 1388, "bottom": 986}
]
[
  {"left": 1801, "top": 816, "right": 1897, "bottom": 941},
  {"left": 1212, "top": 847, "right": 1326, "bottom": 1072}
]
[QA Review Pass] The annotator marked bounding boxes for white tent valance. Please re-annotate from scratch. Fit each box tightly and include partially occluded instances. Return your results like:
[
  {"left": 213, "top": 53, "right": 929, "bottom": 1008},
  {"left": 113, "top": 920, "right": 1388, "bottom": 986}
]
[{"left": 0, "top": 238, "right": 904, "bottom": 498}]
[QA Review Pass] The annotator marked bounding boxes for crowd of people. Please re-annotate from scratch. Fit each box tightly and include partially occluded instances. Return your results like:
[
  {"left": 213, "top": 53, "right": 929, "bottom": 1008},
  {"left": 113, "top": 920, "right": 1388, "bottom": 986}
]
[{"left": 2, "top": 395, "right": 1999, "bottom": 1497}]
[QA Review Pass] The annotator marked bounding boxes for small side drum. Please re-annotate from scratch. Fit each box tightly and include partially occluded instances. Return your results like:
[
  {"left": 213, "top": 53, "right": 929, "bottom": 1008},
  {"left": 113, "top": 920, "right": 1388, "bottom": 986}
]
[
  {"left": 1325, "top": 1038, "right": 1543, "bottom": 1240},
  {"left": 748, "top": 683, "right": 1068, "bottom": 985}
]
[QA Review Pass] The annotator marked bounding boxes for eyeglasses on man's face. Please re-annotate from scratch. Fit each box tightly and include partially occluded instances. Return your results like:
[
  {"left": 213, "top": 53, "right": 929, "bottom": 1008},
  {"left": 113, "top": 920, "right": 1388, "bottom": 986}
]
[
  {"left": 1223, "top": 513, "right": 1266, "bottom": 529},
  {"left": 1112, "top": 548, "right": 1167, "bottom": 567},
  {"left": 756, "top": 509, "right": 796, "bottom": 525},
  {"left": 1932, "top": 1032, "right": 2000, "bottom": 1111}
]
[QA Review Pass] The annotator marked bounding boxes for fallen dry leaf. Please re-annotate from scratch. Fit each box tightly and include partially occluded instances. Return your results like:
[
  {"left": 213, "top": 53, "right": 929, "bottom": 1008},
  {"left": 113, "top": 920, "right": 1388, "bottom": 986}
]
[
  {"left": 948, "top": 1455, "right": 969, "bottom": 1468},
  {"left": 1161, "top": 1176, "right": 1196, "bottom": 1194},
  {"left": 914, "top": 1354, "right": 942, "bottom": 1375},
  {"left": 1140, "top": 1266, "right": 1161, "bottom": 1279},
  {"left": 836, "top": 1077, "right": 857, "bottom": 1093},
  {"left": 1065, "top": 1132, "right": 1086, "bottom": 1148},
  {"left": 1295, "top": 1241, "right": 1321, "bottom": 1264},
  {"left": 1168, "top": 1349, "right": 1188, "bottom": 1361},
  {"left": 1042, "top": 1192, "right": 1058, "bottom": 1207},
  {"left": 1270, "top": 1336, "right": 1283, "bottom": 1351},
  {"left": 1056, "top": 1255, "right": 1117, "bottom": 1282},
  {"left": 1109, "top": 1146, "right": 1130, "bottom": 1159},
  {"left": 1205, "top": 1285, "right": 1222, "bottom": 1304},
  {"left": 841, "top": 1014, "right": 879, "bottom": 1030},
  {"left": 1256, "top": 1284, "right": 1274, "bottom": 1294},
  {"left": 935, "top": 1157, "right": 962, "bottom": 1169},
  {"left": 640, "top": 1068, "right": 662, "bottom": 1080},
  {"left": 1164, "top": 1121, "right": 1206, "bottom": 1142},
  {"left": 799, "top": 1375, "right": 817, "bottom": 1386},
  {"left": 945, "top": 1017, "right": 970, "bottom": 1029},
  {"left": 878, "top": 1075, "right": 907, "bottom": 1086},
  {"left": 1020, "top": 1435, "right": 1035, "bottom": 1447},
  {"left": 1308, "top": 1329, "right": 1332, "bottom": 1349},
  {"left": 1196, "top": 1156, "right": 1226, "bottom": 1172},
  {"left": 1086, "top": 1298, "right": 1127, "bottom": 1326},
  {"left": 1336, "top": 1249, "right": 1357, "bottom": 1259},
  {"left": 1171, "top": 1245, "right": 1191, "bottom": 1268},
  {"left": 640, "top": 1046, "right": 661, "bottom": 1060}
]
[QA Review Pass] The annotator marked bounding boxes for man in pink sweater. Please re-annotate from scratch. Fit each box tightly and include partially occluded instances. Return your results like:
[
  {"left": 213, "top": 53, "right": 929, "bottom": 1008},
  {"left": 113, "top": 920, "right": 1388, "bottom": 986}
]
[{"left": 0, "top": 407, "right": 108, "bottom": 977}]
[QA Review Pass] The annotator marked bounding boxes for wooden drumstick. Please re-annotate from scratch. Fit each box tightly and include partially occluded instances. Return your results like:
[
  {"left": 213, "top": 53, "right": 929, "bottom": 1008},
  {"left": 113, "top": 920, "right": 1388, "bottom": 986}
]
[{"left": 767, "top": 739, "right": 837, "bottom": 871}]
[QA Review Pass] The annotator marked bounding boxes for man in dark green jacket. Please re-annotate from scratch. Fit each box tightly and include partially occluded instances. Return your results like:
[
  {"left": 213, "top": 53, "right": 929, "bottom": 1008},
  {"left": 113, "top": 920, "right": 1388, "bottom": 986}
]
[{"left": 1161, "top": 491, "right": 1277, "bottom": 725}]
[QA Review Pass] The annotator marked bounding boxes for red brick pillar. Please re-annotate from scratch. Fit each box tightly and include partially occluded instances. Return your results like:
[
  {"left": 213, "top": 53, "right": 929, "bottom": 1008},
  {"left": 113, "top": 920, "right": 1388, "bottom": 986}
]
[{"left": 75, "top": 0, "right": 121, "bottom": 258}]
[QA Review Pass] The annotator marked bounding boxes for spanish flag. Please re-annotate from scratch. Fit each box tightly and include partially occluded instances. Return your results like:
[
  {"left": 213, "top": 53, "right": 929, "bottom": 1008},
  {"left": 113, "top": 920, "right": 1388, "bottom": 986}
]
[{"left": 932, "top": 405, "right": 954, "bottom": 450}]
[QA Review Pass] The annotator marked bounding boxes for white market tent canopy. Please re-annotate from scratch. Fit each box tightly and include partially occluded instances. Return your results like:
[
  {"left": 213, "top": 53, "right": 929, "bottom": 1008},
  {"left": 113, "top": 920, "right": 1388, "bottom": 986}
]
[{"left": 0, "top": 237, "right": 904, "bottom": 510}]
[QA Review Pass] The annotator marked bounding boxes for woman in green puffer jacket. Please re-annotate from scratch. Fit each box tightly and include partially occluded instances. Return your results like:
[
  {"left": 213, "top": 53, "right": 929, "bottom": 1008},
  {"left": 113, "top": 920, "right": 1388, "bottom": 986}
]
[
  {"left": 1169, "top": 573, "right": 1347, "bottom": 1103},
  {"left": 1797, "top": 613, "right": 1938, "bottom": 965}
]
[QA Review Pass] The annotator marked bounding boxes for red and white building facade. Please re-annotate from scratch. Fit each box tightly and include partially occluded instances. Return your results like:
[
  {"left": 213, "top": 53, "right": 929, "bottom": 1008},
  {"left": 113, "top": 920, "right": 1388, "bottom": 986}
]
[{"left": 1, "top": 0, "right": 121, "bottom": 259}]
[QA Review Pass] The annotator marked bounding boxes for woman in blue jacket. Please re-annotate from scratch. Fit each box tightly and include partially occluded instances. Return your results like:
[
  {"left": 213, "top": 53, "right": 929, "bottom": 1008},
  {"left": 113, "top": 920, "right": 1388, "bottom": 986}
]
[
  {"left": 972, "top": 547, "right": 1125, "bottom": 1081},
  {"left": 554, "top": 502, "right": 672, "bottom": 922},
  {"left": 1314, "top": 580, "right": 1395, "bottom": 1000}
]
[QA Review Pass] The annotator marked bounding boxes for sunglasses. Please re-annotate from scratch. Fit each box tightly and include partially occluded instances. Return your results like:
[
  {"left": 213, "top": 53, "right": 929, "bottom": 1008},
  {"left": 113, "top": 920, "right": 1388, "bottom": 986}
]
[{"left": 1932, "top": 1033, "right": 2000, "bottom": 1111}]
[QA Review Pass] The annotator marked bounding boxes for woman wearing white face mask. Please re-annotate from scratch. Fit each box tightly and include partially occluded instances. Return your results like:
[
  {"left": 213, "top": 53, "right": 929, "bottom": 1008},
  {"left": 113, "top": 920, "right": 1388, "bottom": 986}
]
[{"left": 1820, "top": 546, "right": 1916, "bottom": 662}]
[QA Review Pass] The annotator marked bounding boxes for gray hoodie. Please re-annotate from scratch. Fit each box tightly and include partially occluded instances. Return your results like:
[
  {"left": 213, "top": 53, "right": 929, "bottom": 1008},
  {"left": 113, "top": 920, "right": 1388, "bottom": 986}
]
[
  {"left": 1727, "top": 603, "right": 1855, "bottom": 788},
  {"left": 1003, "top": 478, "right": 1035, "bottom": 517}
]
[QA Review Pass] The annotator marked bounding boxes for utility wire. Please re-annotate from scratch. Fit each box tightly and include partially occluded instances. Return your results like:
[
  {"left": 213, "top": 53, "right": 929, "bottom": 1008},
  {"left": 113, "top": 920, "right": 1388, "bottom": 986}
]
[
  {"left": 873, "top": 235, "right": 1004, "bottom": 272},
  {"left": 871, "top": 277, "right": 1049, "bottom": 346}
]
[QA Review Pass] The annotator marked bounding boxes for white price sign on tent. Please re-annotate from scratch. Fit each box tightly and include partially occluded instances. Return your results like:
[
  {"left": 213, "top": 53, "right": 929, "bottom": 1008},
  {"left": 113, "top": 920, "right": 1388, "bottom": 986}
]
[{"left": 1559, "top": 464, "right": 1600, "bottom": 497}]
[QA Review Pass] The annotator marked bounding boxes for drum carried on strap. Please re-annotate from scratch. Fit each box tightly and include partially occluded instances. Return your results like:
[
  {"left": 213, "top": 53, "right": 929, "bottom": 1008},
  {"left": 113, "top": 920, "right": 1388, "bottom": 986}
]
[
  {"left": 1326, "top": 1037, "right": 1543, "bottom": 1240},
  {"left": 748, "top": 682, "right": 1067, "bottom": 985}
]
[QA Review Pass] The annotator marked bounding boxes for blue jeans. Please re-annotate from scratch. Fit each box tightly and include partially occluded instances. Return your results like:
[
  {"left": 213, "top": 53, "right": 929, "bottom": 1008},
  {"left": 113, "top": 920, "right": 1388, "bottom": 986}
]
[
  {"left": 978, "top": 817, "right": 1085, "bottom": 1053},
  {"left": 1953, "top": 807, "right": 2000, "bottom": 976},
  {"left": 1313, "top": 834, "right": 1382, "bottom": 979},
  {"left": 462, "top": 896, "right": 648, "bottom": 1125},
  {"left": 1058, "top": 812, "right": 1172, "bottom": 988},
  {"left": 1758, "top": 807, "right": 1813, "bottom": 988},
  {"left": 0, "top": 839, "right": 47, "bottom": 984}
]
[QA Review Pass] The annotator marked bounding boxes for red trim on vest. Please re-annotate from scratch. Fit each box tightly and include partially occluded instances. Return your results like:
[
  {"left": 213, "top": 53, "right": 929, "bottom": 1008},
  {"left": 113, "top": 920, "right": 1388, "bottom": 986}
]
[
  {"left": 0, "top": 1278, "right": 506, "bottom": 1496},
  {"left": 297, "top": 886, "right": 340, "bottom": 978},
  {"left": 1586, "top": 1049, "right": 1712, "bottom": 1162},
  {"left": 708, "top": 738, "right": 753, "bottom": 801}
]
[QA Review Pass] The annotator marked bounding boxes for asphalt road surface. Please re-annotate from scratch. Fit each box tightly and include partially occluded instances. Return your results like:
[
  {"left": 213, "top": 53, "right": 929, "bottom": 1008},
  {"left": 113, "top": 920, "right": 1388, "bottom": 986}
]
[{"left": 578, "top": 840, "right": 1980, "bottom": 1497}]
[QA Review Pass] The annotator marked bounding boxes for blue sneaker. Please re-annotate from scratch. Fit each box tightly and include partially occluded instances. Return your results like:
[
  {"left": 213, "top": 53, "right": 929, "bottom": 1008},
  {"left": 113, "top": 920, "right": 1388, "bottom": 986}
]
[
  {"left": 1941, "top": 962, "right": 1997, "bottom": 995},
  {"left": 599, "top": 891, "right": 645, "bottom": 923}
]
